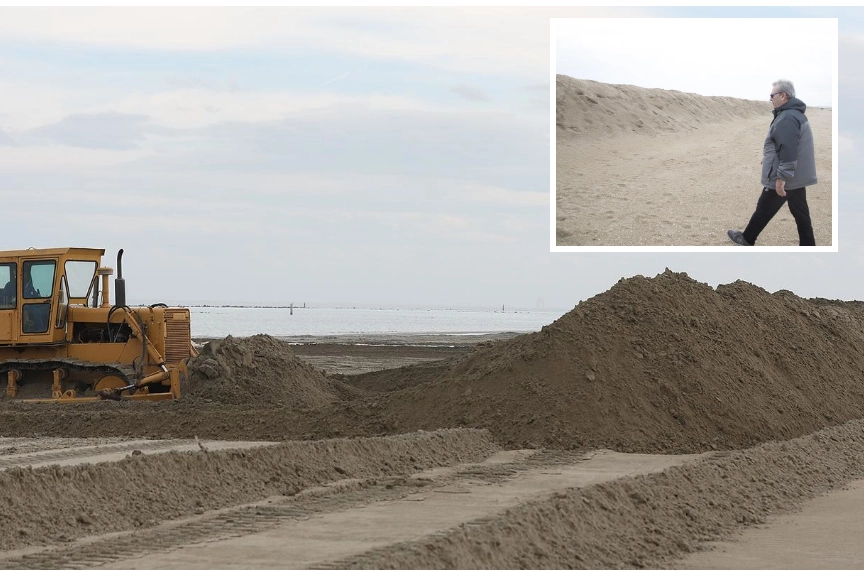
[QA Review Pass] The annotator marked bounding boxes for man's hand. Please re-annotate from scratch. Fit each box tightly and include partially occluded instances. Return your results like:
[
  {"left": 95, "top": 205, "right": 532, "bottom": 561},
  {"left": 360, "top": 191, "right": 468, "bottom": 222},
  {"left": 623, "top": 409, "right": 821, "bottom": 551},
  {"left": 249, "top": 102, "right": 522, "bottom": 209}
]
[{"left": 775, "top": 178, "right": 786, "bottom": 197}]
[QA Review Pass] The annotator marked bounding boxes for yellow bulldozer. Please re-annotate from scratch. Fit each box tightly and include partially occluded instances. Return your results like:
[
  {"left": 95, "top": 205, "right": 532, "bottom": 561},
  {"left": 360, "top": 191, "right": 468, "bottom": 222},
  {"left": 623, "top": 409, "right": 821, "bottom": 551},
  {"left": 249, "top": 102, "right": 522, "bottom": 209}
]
[{"left": 0, "top": 247, "right": 196, "bottom": 402}]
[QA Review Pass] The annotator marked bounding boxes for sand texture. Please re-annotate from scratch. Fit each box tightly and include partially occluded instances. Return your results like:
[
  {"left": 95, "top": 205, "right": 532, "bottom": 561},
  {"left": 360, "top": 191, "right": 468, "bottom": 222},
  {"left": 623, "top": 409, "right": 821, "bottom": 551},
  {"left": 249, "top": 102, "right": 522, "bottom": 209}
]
[
  {"left": 370, "top": 271, "right": 864, "bottom": 452},
  {"left": 4, "top": 423, "right": 864, "bottom": 569},
  {"left": 556, "top": 76, "right": 833, "bottom": 246},
  {"left": 0, "top": 429, "right": 495, "bottom": 553},
  {"left": 334, "top": 420, "right": 864, "bottom": 569},
  {"left": 186, "top": 334, "right": 360, "bottom": 407},
  {"left": 3, "top": 272, "right": 864, "bottom": 567},
  {"left": 4, "top": 271, "right": 864, "bottom": 454}
]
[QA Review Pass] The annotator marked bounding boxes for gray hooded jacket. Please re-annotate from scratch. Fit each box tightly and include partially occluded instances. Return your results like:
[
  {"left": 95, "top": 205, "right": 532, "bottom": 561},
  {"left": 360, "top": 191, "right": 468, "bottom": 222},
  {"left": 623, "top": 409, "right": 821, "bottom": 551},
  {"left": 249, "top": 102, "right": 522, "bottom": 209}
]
[{"left": 761, "top": 97, "right": 817, "bottom": 189}]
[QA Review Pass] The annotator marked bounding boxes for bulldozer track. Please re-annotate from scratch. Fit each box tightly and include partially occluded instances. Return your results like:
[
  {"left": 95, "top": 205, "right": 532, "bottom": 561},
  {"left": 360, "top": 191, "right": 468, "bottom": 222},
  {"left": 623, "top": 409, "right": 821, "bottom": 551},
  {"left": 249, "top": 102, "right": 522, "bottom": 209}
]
[
  {"left": 0, "top": 438, "right": 197, "bottom": 470},
  {"left": 1, "top": 358, "right": 141, "bottom": 401},
  {"left": 0, "top": 358, "right": 138, "bottom": 383},
  {"left": 0, "top": 450, "right": 586, "bottom": 569}
]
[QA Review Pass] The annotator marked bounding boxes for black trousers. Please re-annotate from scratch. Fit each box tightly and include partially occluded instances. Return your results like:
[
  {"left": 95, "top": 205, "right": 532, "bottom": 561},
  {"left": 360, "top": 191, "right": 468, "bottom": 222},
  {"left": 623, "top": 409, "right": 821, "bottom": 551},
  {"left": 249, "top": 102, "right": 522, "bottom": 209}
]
[{"left": 742, "top": 186, "right": 816, "bottom": 246}]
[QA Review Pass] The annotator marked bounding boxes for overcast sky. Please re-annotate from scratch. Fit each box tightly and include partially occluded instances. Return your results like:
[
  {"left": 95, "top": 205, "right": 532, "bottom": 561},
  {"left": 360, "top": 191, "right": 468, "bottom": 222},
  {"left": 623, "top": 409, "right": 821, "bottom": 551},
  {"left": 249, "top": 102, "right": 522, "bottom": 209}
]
[
  {"left": 555, "top": 18, "right": 836, "bottom": 106},
  {"left": 0, "top": 6, "right": 861, "bottom": 309}
]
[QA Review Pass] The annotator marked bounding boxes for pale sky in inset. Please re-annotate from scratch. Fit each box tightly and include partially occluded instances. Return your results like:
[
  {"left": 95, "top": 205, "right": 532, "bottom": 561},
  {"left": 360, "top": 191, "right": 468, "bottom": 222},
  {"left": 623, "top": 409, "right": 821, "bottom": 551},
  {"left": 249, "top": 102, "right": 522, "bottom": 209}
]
[
  {"left": 0, "top": 6, "right": 861, "bottom": 309},
  {"left": 555, "top": 18, "right": 836, "bottom": 106}
]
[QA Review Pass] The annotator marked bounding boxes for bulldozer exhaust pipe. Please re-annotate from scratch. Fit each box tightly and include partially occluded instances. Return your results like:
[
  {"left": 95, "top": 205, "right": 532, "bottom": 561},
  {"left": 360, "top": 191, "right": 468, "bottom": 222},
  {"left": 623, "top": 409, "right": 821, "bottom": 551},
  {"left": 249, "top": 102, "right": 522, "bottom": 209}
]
[{"left": 115, "top": 248, "right": 126, "bottom": 307}]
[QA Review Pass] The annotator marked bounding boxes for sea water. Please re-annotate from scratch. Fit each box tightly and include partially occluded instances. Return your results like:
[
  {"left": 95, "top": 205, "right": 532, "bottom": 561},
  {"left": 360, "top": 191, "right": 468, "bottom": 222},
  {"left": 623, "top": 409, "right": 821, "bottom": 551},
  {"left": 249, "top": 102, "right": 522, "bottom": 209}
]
[{"left": 189, "top": 306, "right": 568, "bottom": 338}]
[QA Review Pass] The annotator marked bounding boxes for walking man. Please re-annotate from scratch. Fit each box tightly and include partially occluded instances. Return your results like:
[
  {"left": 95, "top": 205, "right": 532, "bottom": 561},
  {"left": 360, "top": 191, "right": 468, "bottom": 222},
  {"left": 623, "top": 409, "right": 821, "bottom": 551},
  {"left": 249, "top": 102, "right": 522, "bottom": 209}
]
[{"left": 728, "top": 79, "right": 817, "bottom": 246}]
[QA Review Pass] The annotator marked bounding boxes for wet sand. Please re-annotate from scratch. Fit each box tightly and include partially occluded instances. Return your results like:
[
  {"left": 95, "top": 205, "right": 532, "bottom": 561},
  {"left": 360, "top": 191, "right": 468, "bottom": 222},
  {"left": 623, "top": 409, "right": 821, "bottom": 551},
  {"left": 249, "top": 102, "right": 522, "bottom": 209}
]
[{"left": 194, "top": 332, "right": 520, "bottom": 375}]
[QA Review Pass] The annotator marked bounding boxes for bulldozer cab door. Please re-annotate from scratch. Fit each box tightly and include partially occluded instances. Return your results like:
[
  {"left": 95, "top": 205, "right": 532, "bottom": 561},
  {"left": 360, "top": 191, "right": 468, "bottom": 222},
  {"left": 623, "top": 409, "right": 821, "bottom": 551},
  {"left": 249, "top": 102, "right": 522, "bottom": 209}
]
[
  {"left": 19, "top": 259, "right": 58, "bottom": 341},
  {"left": 0, "top": 262, "right": 18, "bottom": 341}
]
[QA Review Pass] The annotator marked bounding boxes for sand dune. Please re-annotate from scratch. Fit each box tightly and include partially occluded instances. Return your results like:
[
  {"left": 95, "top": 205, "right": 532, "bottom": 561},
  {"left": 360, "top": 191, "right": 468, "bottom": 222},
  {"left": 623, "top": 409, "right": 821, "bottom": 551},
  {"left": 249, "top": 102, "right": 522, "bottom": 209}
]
[
  {"left": 557, "top": 76, "right": 772, "bottom": 138},
  {"left": 555, "top": 76, "right": 833, "bottom": 247}
]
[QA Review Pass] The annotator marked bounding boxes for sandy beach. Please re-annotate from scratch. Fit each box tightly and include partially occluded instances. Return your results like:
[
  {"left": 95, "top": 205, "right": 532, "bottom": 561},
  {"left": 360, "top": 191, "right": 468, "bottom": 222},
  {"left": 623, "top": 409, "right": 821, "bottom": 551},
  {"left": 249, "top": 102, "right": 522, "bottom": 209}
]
[
  {"left": 5, "top": 274, "right": 864, "bottom": 568},
  {"left": 556, "top": 76, "right": 833, "bottom": 246},
  {"left": 193, "top": 332, "right": 514, "bottom": 375}
]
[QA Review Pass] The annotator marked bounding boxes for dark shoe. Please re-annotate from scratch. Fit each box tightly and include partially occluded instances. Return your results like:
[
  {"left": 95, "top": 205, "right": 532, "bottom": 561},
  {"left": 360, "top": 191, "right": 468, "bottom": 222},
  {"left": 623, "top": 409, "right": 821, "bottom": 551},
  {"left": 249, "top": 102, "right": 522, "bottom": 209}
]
[{"left": 727, "top": 230, "right": 752, "bottom": 246}]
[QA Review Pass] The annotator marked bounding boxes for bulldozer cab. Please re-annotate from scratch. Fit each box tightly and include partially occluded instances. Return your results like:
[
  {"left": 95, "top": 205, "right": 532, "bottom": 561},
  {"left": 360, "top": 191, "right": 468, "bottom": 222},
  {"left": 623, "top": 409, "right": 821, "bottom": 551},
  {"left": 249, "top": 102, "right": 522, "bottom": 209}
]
[{"left": 0, "top": 248, "right": 102, "bottom": 345}]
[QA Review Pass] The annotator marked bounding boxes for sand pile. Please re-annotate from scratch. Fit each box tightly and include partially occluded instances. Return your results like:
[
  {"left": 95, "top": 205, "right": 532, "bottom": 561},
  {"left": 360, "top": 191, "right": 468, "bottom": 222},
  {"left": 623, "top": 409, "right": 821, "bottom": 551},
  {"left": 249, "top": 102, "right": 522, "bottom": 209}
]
[
  {"left": 341, "top": 357, "right": 463, "bottom": 394},
  {"left": 556, "top": 75, "right": 771, "bottom": 139},
  {"left": 186, "top": 334, "right": 357, "bottom": 408},
  {"left": 379, "top": 270, "right": 864, "bottom": 452},
  {"left": 1, "top": 272, "right": 861, "bottom": 455}
]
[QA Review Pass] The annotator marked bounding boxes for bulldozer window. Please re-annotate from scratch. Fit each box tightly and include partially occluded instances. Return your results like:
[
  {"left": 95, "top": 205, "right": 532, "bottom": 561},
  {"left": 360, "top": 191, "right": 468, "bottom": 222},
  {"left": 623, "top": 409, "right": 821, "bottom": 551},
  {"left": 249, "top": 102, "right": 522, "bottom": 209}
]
[
  {"left": 22, "top": 260, "right": 56, "bottom": 299},
  {"left": 0, "top": 263, "right": 16, "bottom": 309},
  {"left": 65, "top": 260, "right": 97, "bottom": 298},
  {"left": 22, "top": 303, "right": 51, "bottom": 333}
]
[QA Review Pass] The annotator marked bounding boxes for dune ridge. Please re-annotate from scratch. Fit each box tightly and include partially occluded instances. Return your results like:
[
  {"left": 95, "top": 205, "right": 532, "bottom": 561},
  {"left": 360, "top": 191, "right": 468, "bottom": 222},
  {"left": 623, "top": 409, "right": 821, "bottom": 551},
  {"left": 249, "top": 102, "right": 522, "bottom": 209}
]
[{"left": 556, "top": 75, "right": 772, "bottom": 139}]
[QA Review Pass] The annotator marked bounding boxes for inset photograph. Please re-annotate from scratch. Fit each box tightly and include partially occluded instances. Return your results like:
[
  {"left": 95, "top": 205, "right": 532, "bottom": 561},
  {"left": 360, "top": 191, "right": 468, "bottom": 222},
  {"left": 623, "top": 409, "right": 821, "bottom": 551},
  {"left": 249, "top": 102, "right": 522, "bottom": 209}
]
[{"left": 551, "top": 18, "right": 837, "bottom": 250}]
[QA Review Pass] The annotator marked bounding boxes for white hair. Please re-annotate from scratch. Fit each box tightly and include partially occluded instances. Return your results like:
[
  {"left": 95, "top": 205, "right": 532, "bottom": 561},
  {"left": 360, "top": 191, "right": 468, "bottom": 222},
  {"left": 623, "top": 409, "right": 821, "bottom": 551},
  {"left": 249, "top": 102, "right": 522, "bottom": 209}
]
[{"left": 773, "top": 79, "right": 796, "bottom": 99}]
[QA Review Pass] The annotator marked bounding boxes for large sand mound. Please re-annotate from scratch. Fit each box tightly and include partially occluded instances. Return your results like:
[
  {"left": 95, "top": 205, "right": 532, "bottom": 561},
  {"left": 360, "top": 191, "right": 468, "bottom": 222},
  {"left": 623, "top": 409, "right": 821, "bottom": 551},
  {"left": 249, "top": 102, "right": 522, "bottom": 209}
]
[
  {"left": 379, "top": 270, "right": 864, "bottom": 452},
  {"left": 556, "top": 75, "right": 771, "bottom": 139}
]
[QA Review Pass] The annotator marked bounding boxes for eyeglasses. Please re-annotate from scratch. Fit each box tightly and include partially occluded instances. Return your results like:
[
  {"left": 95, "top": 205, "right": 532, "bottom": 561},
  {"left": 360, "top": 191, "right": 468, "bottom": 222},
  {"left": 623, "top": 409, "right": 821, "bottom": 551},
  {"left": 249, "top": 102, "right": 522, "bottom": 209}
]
[{"left": 770, "top": 92, "right": 782, "bottom": 99}]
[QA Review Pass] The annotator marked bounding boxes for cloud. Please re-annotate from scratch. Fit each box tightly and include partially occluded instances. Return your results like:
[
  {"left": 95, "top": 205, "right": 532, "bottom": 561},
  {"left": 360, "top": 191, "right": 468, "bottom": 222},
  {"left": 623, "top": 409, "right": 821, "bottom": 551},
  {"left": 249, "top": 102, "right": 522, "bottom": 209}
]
[
  {"left": 0, "top": 79, "right": 69, "bottom": 131},
  {"left": 0, "top": 7, "right": 645, "bottom": 79},
  {"left": 0, "top": 146, "right": 151, "bottom": 171},
  {"left": 0, "top": 119, "right": 545, "bottom": 183},
  {"left": 165, "top": 75, "right": 235, "bottom": 91},
  {"left": 460, "top": 183, "right": 548, "bottom": 207},
  {"left": 161, "top": 105, "right": 549, "bottom": 191},
  {"left": 25, "top": 112, "right": 157, "bottom": 150},
  {"left": 0, "top": 126, "right": 11, "bottom": 146},
  {"left": 0, "top": 145, "right": 548, "bottom": 257},
  {"left": 0, "top": 102, "right": 545, "bottom": 188},
  {"left": 108, "top": 89, "right": 464, "bottom": 130},
  {"left": 450, "top": 85, "right": 490, "bottom": 102},
  {"left": 522, "top": 84, "right": 549, "bottom": 93},
  {"left": 840, "top": 35, "right": 864, "bottom": 133},
  {"left": 321, "top": 63, "right": 368, "bottom": 87},
  {"left": 0, "top": 73, "right": 480, "bottom": 133},
  {"left": 840, "top": 32, "right": 864, "bottom": 47}
]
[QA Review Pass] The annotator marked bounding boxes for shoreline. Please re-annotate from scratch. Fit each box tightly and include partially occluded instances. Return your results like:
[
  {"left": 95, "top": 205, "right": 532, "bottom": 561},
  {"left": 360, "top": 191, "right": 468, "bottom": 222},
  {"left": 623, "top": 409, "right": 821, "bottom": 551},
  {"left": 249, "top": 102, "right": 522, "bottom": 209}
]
[
  {"left": 190, "top": 332, "right": 525, "bottom": 375},
  {"left": 191, "top": 331, "right": 526, "bottom": 346}
]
